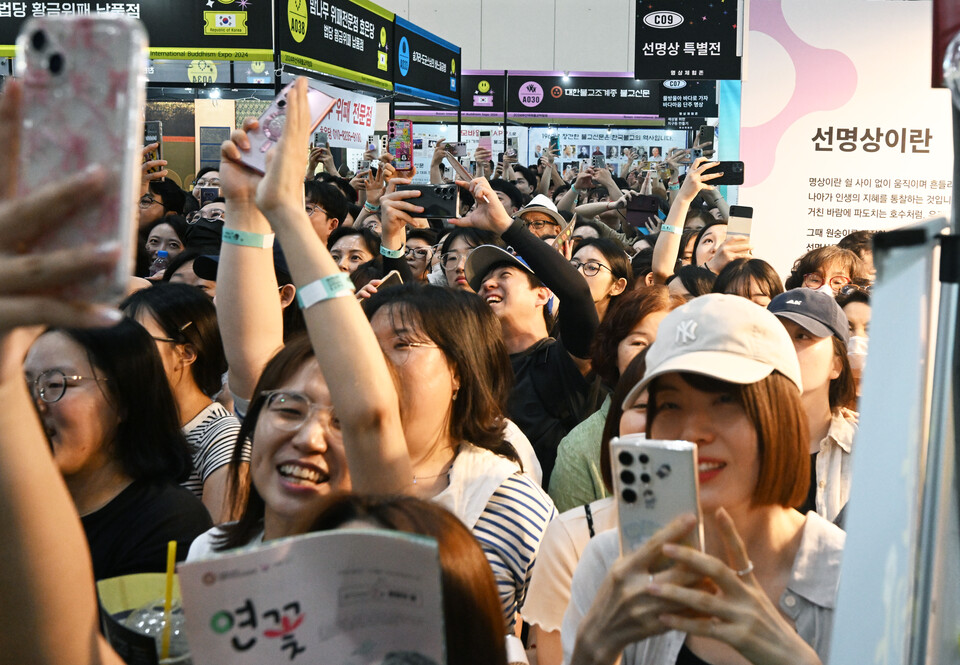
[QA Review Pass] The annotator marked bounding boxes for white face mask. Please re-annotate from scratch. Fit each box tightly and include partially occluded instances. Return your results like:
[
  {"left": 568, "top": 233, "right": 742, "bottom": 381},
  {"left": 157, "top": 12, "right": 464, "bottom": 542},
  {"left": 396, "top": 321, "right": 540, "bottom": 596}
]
[
  {"left": 848, "top": 335, "right": 868, "bottom": 370},
  {"left": 815, "top": 283, "right": 836, "bottom": 297}
]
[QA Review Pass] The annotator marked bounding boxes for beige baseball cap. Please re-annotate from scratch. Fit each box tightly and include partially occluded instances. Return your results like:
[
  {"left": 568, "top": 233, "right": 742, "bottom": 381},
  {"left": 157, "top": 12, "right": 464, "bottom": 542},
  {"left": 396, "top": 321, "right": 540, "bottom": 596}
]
[{"left": 622, "top": 293, "right": 803, "bottom": 409}]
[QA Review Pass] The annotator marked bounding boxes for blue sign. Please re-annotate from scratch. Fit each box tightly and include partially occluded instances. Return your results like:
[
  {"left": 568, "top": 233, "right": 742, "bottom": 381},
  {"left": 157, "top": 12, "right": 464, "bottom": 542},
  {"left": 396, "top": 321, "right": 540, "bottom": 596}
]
[{"left": 398, "top": 36, "right": 410, "bottom": 77}]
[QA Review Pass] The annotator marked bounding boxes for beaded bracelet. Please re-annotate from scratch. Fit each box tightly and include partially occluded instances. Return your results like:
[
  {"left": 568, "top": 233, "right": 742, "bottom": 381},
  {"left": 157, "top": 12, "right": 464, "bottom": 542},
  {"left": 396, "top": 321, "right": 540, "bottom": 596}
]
[
  {"left": 296, "top": 273, "right": 356, "bottom": 309},
  {"left": 221, "top": 228, "right": 275, "bottom": 249}
]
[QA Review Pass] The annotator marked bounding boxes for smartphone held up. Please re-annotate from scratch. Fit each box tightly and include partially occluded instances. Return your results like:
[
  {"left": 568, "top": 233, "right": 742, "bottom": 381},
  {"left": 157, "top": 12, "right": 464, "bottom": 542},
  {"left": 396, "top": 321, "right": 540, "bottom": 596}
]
[{"left": 16, "top": 14, "right": 148, "bottom": 304}]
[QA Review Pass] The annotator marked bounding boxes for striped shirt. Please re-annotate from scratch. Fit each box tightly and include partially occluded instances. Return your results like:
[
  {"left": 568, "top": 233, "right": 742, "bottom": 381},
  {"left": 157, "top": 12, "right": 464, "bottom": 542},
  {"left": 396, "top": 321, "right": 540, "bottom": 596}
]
[
  {"left": 181, "top": 402, "right": 246, "bottom": 499},
  {"left": 473, "top": 474, "right": 557, "bottom": 629}
]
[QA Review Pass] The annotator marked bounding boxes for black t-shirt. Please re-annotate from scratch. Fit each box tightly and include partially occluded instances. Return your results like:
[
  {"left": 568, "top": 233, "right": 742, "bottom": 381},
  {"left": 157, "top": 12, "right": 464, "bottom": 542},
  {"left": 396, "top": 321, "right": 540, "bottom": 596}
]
[
  {"left": 676, "top": 643, "right": 711, "bottom": 664},
  {"left": 508, "top": 337, "right": 590, "bottom": 487},
  {"left": 81, "top": 480, "right": 213, "bottom": 580}
]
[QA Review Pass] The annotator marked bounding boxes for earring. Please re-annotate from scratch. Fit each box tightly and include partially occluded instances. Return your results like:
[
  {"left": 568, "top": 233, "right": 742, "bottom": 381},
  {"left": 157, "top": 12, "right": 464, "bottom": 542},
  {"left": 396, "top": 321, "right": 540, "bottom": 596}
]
[{"left": 452, "top": 387, "right": 459, "bottom": 402}]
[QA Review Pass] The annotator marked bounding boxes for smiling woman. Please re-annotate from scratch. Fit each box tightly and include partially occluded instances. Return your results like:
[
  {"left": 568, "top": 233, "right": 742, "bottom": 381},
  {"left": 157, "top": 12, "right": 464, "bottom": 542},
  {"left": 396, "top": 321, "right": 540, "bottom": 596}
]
[{"left": 563, "top": 294, "right": 844, "bottom": 665}]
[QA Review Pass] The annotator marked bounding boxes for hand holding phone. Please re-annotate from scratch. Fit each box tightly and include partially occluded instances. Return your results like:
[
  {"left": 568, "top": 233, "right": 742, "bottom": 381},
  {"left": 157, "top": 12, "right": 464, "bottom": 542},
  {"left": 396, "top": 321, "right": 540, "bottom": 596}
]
[
  {"left": 240, "top": 81, "right": 337, "bottom": 174},
  {"left": 700, "top": 161, "right": 744, "bottom": 186},
  {"left": 611, "top": 436, "right": 703, "bottom": 562}
]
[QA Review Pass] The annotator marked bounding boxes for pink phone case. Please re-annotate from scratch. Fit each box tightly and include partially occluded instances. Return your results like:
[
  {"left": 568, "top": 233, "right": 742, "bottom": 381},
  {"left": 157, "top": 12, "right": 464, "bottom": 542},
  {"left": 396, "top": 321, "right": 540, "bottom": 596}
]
[
  {"left": 388, "top": 119, "right": 413, "bottom": 171},
  {"left": 16, "top": 15, "right": 147, "bottom": 304},
  {"left": 240, "top": 81, "right": 337, "bottom": 174}
]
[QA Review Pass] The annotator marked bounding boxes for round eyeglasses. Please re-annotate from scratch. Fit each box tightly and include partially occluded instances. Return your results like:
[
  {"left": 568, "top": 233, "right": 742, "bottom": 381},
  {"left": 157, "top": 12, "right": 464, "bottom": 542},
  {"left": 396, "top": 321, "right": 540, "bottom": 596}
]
[
  {"left": 570, "top": 258, "right": 612, "bottom": 277},
  {"left": 30, "top": 369, "right": 107, "bottom": 404},
  {"left": 440, "top": 250, "right": 472, "bottom": 271},
  {"left": 187, "top": 209, "right": 226, "bottom": 224},
  {"left": 802, "top": 273, "right": 851, "bottom": 293},
  {"left": 261, "top": 390, "right": 341, "bottom": 433}
]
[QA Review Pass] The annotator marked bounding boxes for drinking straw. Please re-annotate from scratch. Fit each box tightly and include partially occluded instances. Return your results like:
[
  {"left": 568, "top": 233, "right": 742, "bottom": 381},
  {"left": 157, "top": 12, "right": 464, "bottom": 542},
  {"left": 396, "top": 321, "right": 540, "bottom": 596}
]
[{"left": 160, "top": 540, "right": 177, "bottom": 661}]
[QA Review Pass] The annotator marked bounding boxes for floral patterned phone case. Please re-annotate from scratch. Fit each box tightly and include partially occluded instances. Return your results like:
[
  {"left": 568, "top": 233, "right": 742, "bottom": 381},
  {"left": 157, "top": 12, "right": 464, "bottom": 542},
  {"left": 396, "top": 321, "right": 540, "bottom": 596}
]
[{"left": 16, "top": 15, "right": 147, "bottom": 304}]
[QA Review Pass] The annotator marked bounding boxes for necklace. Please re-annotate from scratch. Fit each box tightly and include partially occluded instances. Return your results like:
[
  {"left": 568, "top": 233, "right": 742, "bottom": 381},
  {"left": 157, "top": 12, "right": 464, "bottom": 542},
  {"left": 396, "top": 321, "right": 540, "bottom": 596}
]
[
  {"left": 412, "top": 457, "right": 454, "bottom": 485},
  {"left": 412, "top": 469, "right": 450, "bottom": 484}
]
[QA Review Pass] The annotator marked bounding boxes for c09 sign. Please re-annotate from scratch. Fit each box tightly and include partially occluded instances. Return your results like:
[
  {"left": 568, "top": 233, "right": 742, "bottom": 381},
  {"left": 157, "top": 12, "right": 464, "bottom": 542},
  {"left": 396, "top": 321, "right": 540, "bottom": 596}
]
[{"left": 642, "top": 11, "right": 683, "bottom": 28}]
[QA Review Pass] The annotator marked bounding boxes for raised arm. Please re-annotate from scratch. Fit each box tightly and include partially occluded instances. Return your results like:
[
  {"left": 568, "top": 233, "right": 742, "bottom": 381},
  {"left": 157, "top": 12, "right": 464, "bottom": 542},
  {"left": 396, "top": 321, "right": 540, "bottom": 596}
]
[
  {"left": 651, "top": 158, "right": 720, "bottom": 284},
  {"left": 217, "top": 119, "right": 286, "bottom": 405},
  {"left": 0, "top": 80, "right": 125, "bottom": 665},
  {"left": 246, "top": 79, "right": 411, "bottom": 494},
  {"left": 453, "top": 177, "right": 599, "bottom": 363}
]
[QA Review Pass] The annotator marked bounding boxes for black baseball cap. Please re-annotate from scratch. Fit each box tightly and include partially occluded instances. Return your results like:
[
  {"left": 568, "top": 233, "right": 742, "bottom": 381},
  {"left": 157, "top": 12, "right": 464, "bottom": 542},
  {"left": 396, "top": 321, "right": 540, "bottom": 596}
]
[{"left": 767, "top": 288, "right": 850, "bottom": 345}]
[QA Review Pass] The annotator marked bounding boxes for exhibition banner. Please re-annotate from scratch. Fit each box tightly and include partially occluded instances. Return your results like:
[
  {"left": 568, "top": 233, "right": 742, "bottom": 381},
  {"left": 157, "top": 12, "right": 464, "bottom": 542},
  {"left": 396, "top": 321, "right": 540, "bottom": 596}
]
[
  {"left": 309, "top": 80, "right": 377, "bottom": 150},
  {"left": 280, "top": 0, "right": 394, "bottom": 90},
  {"left": 461, "top": 71, "right": 506, "bottom": 116},
  {"left": 739, "top": 0, "right": 952, "bottom": 274},
  {"left": 0, "top": 0, "right": 273, "bottom": 60},
  {"left": 392, "top": 15, "right": 459, "bottom": 107},
  {"left": 507, "top": 73, "right": 660, "bottom": 119},
  {"left": 658, "top": 79, "right": 719, "bottom": 130},
  {"left": 634, "top": 0, "right": 742, "bottom": 81}
]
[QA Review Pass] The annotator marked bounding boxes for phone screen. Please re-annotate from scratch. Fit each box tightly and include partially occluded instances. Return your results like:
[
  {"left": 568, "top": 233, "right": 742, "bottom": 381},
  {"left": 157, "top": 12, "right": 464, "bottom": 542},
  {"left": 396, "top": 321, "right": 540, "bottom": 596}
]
[{"left": 388, "top": 119, "right": 413, "bottom": 171}]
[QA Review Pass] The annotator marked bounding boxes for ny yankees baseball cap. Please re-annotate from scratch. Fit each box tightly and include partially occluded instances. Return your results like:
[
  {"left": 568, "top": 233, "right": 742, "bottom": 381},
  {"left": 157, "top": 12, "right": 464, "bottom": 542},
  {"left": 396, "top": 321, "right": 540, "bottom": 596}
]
[{"left": 622, "top": 293, "right": 803, "bottom": 409}]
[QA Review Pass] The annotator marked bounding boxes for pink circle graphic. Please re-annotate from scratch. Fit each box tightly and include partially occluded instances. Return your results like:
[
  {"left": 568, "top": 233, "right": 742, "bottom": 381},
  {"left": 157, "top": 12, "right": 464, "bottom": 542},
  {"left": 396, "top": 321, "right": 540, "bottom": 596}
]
[{"left": 518, "top": 81, "right": 544, "bottom": 108}]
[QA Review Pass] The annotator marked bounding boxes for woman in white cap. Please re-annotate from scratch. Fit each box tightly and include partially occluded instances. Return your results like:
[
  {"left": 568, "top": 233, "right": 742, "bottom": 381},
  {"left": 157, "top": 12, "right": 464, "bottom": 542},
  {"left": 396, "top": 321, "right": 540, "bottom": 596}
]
[{"left": 564, "top": 293, "right": 844, "bottom": 665}]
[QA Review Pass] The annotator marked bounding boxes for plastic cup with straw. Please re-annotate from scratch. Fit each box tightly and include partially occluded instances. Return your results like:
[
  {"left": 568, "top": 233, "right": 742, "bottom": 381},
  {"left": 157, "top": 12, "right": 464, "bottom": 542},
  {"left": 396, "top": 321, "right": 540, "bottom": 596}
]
[{"left": 160, "top": 540, "right": 176, "bottom": 661}]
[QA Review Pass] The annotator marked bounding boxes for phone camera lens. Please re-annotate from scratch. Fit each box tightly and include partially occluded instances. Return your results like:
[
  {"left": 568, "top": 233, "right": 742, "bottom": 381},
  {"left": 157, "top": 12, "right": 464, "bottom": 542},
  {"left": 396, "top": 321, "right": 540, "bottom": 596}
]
[
  {"left": 620, "top": 470, "right": 635, "bottom": 485},
  {"left": 656, "top": 464, "right": 672, "bottom": 479},
  {"left": 638, "top": 453, "right": 649, "bottom": 465},
  {"left": 640, "top": 473, "right": 651, "bottom": 484},
  {"left": 277, "top": 98, "right": 287, "bottom": 108},
  {"left": 618, "top": 451, "right": 633, "bottom": 466},
  {"left": 31, "top": 30, "right": 46, "bottom": 51},
  {"left": 47, "top": 53, "right": 64, "bottom": 75},
  {"left": 621, "top": 488, "right": 637, "bottom": 503}
]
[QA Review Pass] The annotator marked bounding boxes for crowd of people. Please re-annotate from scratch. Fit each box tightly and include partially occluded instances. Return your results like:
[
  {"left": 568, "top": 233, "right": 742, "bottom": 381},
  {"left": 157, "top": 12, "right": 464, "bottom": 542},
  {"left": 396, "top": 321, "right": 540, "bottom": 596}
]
[{"left": 0, "top": 77, "right": 878, "bottom": 665}]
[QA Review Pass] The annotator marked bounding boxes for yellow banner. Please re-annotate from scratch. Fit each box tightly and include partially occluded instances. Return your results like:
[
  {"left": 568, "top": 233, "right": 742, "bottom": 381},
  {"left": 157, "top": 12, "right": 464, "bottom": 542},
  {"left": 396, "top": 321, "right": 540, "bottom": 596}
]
[
  {"left": 149, "top": 47, "right": 272, "bottom": 61},
  {"left": 279, "top": 50, "right": 393, "bottom": 90},
  {"left": 203, "top": 11, "right": 249, "bottom": 36}
]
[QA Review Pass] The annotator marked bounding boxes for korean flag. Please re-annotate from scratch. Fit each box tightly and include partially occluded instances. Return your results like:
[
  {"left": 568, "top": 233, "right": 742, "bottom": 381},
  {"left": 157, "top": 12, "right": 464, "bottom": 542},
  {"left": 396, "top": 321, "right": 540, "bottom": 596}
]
[{"left": 216, "top": 14, "right": 236, "bottom": 27}]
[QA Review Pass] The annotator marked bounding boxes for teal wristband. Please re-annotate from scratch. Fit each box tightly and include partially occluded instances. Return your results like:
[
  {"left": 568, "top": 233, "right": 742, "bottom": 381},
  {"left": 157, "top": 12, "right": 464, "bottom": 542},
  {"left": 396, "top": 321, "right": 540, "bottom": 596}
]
[
  {"left": 221, "top": 228, "right": 275, "bottom": 248},
  {"left": 570, "top": 186, "right": 578, "bottom": 196},
  {"left": 661, "top": 223, "right": 683, "bottom": 235},
  {"left": 668, "top": 183, "right": 680, "bottom": 191},
  {"left": 364, "top": 201, "right": 381, "bottom": 212},
  {"left": 380, "top": 244, "right": 405, "bottom": 259},
  {"left": 296, "top": 273, "right": 355, "bottom": 309}
]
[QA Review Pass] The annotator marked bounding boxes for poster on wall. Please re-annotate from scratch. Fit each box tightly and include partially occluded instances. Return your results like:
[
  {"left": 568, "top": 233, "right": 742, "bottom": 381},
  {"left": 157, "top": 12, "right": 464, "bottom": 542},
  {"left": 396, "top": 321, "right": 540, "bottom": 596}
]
[
  {"left": 280, "top": 0, "right": 394, "bottom": 91},
  {"left": 392, "top": 16, "right": 459, "bottom": 107},
  {"left": 0, "top": 0, "right": 273, "bottom": 60},
  {"left": 634, "top": 0, "right": 742, "bottom": 81},
  {"left": 406, "top": 124, "right": 529, "bottom": 184},
  {"left": 739, "top": 0, "right": 952, "bottom": 275},
  {"left": 526, "top": 127, "right": 687, "bottom": 178}
]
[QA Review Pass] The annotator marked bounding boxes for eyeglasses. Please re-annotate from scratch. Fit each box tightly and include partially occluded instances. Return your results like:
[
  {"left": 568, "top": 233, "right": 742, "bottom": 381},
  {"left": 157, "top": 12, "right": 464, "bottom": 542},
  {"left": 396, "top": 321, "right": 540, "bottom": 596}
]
[
  {"left": 139, "top": 194, "right": 160, "bottom": 209},
  {"left": 187, "top": 209, "right": 226, "bottom": 223},
  {"left": 305, "top": 204, "right": 327, "bottom": 217},
  {"left": 194, "top": 177, "right": 221, "bottom": 187},
  {"left": 405, "top": 246, "right": 433, "bottom": 260},
  {"left": 440, "top": 250, "right": 472, "bottom": 271},
  {"left": 260, "top": 390, "right": 341, "bottom": 433},
  {"left": 380, "top": 337, "right": 439, "bottom": 366},
  {"left": 838, "top": 283, "right": 871, "bottom": 297},
  {"left": 525, "top": 219, "right": 560, "bottom": 231},
  {"left": 30, "top": 369, "right": 107, "bottom": 404},
  {"left": 570, "top": 258, "right": 612, "bottom": 277},
  {"left": 802, "top": 272, "right": 851, "bottom": 292}
]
